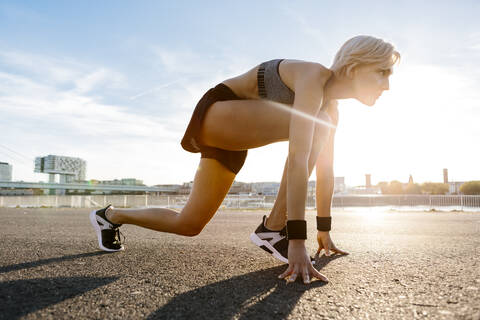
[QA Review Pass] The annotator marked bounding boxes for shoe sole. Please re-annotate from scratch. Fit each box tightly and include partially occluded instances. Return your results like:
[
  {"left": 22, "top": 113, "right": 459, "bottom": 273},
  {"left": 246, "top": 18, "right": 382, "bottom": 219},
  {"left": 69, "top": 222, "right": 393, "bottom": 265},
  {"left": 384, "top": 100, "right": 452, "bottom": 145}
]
[
  {"left": 89, "top": 210, "right": 124, "bottom": 252},
  {"left": 250, "top": 233, "right": 288, "bottom": 264}
]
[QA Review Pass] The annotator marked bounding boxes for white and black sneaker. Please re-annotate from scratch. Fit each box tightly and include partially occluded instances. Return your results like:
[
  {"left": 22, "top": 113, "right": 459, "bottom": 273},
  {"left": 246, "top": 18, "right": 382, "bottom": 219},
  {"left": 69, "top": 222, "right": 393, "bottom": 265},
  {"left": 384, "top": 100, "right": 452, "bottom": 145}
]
[
  {"left": 89, "top": 205, "right": 124, "bottom": 252},
  {"left": 250, "top": 215, "right": 288, "bottom": 263},
  {"left": 250, "top": 215, "right": 316, "bottom": 264}
]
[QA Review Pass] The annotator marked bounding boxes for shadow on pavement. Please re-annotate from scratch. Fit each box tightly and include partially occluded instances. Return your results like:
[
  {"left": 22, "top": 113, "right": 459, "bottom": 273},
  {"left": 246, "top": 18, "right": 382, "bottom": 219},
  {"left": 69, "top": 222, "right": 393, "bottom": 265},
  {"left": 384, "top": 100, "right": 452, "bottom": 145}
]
[
  {"left": 0, "top": 276, "right": 118, "bottom": 320},
  {"left": 148, "top": 255, "right": 346, "bottom": 320},
  {"left": 315, "top": 253, "right": 346, "bottom": 269},
  {"left": 0, "top": 251, "right": 110, "bottom": 274}
]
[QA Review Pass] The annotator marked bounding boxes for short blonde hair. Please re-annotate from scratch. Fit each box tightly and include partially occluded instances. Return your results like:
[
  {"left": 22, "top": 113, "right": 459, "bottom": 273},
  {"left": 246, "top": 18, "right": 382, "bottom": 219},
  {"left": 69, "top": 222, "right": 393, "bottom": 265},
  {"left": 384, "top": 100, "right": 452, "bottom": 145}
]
[{"left": 331, "top": 35, "right": 400, "bottom": 77}]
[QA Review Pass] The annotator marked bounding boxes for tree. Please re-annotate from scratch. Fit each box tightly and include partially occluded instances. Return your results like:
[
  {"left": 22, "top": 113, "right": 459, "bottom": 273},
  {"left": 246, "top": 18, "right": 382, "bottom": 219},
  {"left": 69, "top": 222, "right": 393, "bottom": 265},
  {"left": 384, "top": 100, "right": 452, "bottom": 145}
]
[
  {"left": 389, "top": 180, "right": 404, "bottom": 194},
  {"left": 378, "top": 181, "right": 389, "bottom": 194},
  {"left": 421, "top": 182, "right": 449, "bottom": 195},
  {"left": 460, "top": 181, "right": 480, "bottom": 195},
  {"left": 377, "top": 180, "right": 404, "bottom": 194},
  {"left": 405, "top": 183, "right": 422, "bottom": 194}
]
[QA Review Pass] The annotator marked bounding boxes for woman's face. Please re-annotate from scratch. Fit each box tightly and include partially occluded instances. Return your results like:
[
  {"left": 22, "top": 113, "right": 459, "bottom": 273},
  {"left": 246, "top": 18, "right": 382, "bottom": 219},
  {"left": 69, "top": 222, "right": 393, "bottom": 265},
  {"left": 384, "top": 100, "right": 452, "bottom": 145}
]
[{"left": 351, "top": 63, "right": 392, "bottom": 106}]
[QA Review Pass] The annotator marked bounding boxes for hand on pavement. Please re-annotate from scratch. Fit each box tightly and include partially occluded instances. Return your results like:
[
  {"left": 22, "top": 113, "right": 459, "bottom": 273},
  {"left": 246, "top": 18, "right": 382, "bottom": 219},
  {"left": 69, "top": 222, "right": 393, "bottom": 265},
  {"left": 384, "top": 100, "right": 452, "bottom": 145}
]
[
  {"left": 316, "top": 231, "right": 349, "bottom": 257},
  {"left": 278, "top": 239, "right": 329, "bottom": 284}
]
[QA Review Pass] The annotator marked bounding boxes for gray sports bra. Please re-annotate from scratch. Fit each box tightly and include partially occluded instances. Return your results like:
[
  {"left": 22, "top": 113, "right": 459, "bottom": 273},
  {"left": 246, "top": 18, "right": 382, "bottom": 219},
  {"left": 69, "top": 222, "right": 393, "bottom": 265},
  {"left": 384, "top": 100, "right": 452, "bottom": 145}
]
[{"left": 257, "top": 59, "right": 295, "bottom": 105}]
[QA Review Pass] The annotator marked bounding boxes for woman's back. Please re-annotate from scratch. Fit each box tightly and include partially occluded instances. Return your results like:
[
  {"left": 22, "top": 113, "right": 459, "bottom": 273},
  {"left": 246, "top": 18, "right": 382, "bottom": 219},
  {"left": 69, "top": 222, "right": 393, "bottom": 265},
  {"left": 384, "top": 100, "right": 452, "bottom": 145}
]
[{"left": 222, "top": 59, "right": 330, "bottom": 101}]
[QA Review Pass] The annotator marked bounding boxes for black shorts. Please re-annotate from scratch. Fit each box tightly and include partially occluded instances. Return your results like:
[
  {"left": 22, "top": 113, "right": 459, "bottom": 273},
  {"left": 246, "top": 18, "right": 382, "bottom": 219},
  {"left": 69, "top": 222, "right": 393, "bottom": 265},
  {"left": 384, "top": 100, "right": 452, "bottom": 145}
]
[{"left": 181, "top": 83, "right": 248, "bottom": 174}]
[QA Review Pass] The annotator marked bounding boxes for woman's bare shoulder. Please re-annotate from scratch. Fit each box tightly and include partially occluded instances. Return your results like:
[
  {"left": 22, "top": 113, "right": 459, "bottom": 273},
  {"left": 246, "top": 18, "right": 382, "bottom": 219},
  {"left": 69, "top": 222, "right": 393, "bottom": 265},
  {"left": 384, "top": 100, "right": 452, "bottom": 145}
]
[{"left": 282, "top": 60, "right": 332, "bottom": 83}]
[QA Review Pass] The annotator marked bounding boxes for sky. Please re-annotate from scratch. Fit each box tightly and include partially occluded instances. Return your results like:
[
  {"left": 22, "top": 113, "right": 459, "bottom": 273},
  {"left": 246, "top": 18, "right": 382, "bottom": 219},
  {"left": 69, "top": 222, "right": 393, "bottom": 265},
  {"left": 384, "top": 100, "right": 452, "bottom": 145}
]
[{"left": 1, "top": 0, "right": 479, "bottom": 187}]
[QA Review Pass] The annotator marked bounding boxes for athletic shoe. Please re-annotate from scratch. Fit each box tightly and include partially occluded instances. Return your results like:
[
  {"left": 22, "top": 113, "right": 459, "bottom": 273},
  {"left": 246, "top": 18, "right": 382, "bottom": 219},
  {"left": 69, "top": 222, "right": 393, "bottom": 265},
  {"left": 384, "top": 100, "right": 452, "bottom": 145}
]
[
  {"left": 250, "top": 215, "right": 316, "bottom": 264},
  {"left": 89, "top": 205, "right": 124, "bottom": 252},
  {"left": 250, "top": 215, "right": 288, "bottom": 263}
]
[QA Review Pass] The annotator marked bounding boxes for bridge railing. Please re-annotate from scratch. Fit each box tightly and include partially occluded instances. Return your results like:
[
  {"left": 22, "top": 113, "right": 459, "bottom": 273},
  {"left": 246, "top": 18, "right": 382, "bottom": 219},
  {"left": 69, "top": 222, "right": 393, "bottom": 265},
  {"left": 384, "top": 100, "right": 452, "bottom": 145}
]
[
  {"left": 1, "top": 194, "right": 479, "bottom": 210},
  {"left": 331, "top": 194, "right": 480, "bottom": 209}
]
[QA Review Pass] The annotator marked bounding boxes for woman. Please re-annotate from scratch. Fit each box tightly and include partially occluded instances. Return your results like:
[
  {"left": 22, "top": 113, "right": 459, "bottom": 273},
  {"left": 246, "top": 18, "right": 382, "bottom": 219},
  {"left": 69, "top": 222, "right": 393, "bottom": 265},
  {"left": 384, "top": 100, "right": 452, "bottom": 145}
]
[{"left": 90, "top": 35, "right": 400, "bottom": 284}]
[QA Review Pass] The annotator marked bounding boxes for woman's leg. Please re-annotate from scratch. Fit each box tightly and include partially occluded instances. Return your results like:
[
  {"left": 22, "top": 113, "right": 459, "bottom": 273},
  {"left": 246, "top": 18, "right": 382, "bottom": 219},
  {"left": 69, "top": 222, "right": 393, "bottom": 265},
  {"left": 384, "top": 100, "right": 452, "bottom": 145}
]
[
  {"left": 199, "top": 99, "right": 292, "bottom": 150},
  {"left": 107, "top": 158, "right": 235, "bottom": 236},
  {"left": 105, "top": 99, "right": 302, "bottom": 236}
]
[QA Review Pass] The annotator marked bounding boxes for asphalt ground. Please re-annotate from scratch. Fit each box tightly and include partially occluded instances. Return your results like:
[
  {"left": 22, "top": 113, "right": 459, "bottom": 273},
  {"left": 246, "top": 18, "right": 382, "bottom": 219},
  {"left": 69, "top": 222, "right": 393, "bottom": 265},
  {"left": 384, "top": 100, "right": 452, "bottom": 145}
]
[{"left": 0, "top": 207, "right": 479, "bottom": 320}]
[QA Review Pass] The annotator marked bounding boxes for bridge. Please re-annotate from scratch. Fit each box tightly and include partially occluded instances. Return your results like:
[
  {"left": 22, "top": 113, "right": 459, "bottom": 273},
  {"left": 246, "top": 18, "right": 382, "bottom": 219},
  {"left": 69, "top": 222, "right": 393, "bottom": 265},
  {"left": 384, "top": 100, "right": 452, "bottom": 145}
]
[{"left": 0, "top": 181, "right": 179, "bottom": 193}]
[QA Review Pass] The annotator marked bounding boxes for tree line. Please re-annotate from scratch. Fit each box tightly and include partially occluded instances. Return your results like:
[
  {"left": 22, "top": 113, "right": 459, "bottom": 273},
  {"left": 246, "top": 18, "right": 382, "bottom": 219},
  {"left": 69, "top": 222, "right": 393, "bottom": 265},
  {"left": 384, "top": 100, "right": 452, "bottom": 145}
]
[{"left": 377, "top": 181, "right": 480, "bottom": 195}]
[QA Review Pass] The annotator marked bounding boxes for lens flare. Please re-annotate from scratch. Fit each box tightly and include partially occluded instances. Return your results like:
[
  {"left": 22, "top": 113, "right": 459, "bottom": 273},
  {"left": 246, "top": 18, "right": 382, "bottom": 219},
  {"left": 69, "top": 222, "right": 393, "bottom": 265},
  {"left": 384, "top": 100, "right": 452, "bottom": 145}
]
[{"left": 269, "top": 101, "right": 337, "bottom": 129}]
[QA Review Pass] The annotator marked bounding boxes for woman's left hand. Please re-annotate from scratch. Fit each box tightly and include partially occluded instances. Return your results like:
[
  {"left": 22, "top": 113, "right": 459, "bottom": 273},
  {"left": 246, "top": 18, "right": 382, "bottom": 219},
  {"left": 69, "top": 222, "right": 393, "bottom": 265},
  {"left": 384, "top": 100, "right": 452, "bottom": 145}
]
[{"left": 316, "top": 231, "right": 349, "bottom": 256}]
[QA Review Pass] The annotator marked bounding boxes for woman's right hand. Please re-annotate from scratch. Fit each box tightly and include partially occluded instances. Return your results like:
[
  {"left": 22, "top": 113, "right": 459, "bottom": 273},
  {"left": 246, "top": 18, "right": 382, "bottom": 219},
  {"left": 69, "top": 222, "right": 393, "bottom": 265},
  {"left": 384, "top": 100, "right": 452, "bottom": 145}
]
[
  {"left": 316, "top": 231, "right": 348, "bottom": 257},
  {"left": 278, "top": 239, "right": 329, "bottom": 284}
]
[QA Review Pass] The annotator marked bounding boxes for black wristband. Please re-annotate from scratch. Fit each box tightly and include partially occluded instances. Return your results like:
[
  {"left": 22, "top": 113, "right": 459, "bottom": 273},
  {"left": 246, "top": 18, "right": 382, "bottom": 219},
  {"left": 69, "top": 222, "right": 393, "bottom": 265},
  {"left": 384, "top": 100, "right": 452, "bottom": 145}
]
[
  {"left": 286, "top": 220, "right": 307, "bottom": 240},
  {"left": 316, "top": 216, "right": 332, "bottom": 231}
]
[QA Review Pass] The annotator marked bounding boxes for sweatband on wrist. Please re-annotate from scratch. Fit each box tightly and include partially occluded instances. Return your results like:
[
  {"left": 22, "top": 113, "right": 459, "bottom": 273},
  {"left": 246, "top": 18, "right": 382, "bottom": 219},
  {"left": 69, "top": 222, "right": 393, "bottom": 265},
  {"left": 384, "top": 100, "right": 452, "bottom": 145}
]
[
  {"left": 286, "top": 220, "right": 307, "bottom": 240},
  {"left": 316, "top": 216, "right": 332, "bottom": 231}
]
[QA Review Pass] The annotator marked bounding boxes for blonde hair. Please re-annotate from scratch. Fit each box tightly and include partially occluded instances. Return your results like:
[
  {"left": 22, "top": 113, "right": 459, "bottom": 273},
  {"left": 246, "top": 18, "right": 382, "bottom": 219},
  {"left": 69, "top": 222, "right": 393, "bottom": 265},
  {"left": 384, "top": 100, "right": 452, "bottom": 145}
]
[{"left": 331, "top": 35, "right": 400, "bottom": 77}]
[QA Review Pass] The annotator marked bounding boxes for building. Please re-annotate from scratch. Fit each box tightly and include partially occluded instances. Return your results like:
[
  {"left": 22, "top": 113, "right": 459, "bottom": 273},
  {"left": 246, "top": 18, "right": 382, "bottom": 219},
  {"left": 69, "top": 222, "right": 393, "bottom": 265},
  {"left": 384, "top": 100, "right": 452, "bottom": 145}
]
[
  {"left": 347, "top": 174, "right": 380, "bottom": 194},
  {"left": 64, "top": 178, "right": 147, "bottom": 195},
  {"left": 250, "top": 182, "right": 280, "bottom": 195},
  {"left": 98, "top": 178, "right": 144, "bottom": 186},
  {"left": 334, "top": 177, "right": 346, "bottom": 194},
  {"left": 348, "top": 186, "right": 381, "bottom": 194},
  {"left": 365, "top": 174, "right": 372, "bottom": 189},
  {"left": 35, "top": 155, "right": 87, "bottom": 195},
  {"left": 34, "top": 155, "right": 86, "bottom": 183},
  {"left": 443, "top": 169, "right": 465, "bottom": 194},
  {"left": 408, "top": 175, "right": 414, "bottom": 185},
  {"left": 448, "top": 181, "right": 465, "bottom": 194},
  {"left": 307, "top": 180, "right": 316, "bottom": 198},
  {"left": 178, "top": 181, "right": 194, "bottom": 195},
  {"left": 0, "top": 162, "right": 12, "bottom": 181},
  {"left": 177, "top": 181, "right": 279, "bottom": 196},
  {"left": 229, "top": 181, "right": 253, "bottom": 194},
  {"left": 154, "top": 184, "right": 181, "bottom": 195}
]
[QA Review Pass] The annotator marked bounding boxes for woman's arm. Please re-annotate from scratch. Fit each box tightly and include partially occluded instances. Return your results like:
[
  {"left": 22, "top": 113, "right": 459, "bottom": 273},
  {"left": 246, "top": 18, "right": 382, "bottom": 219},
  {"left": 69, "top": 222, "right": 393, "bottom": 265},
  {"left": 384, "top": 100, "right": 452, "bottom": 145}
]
[
  {"left": 315, "top": 103, "right": 349, "bottom": 256},
  {"left": 279, "top": 65, "right": 332, "bottom": 284},
  {"left": 316, "top": 102, "right": 338, "bottom": 218},
  {"left": 287, "top": 67, "right": 331, "bottom": 221}
]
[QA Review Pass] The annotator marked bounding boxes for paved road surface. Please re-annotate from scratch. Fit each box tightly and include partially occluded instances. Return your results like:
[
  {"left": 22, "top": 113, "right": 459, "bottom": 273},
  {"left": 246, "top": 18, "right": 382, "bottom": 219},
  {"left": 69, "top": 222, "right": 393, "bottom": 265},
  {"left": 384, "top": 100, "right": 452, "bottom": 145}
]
[{"left": 0, "top": 208, "right": 479, "bottom": 319}]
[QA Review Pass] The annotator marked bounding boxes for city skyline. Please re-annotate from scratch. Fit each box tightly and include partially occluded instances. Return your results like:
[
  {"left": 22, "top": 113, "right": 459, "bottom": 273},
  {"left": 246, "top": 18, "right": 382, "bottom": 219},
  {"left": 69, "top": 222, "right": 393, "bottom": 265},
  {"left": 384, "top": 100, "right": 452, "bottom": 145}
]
[
  {"left": 0, "top": 157, "right": 467, "bottom": 188},
  {"left": 1, "top": 1, "right": 479, "bottom": 186}
]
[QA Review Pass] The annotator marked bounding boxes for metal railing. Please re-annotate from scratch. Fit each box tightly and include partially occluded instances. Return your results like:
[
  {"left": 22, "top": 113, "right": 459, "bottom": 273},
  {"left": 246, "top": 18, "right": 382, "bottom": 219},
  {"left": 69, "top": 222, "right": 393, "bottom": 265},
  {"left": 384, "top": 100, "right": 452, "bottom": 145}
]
[
  {"left": 1, "top": 194, "right": 479, "bottom": 211},
  {"left": 331, "top": 194, "right": 480, "bottom": 210}
]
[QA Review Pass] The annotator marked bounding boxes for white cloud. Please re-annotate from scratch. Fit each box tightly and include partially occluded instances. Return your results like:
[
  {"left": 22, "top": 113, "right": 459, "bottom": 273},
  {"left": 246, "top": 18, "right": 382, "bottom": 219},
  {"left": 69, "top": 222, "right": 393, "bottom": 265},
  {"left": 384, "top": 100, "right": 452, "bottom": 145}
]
[
  {"left": 0, "top": 50, "right": 127, "bottom": 95},
  {"left": 0, "top": 46, "right": 295, "bottom": 185},
  {"left": 74, "top": 68, "right": 126, "bottom": 94},
  {"left": 0, "top": 51, "right": 81, "bottom": 84},
  {"left": 0, "top": 50, "right": 190, "bottom": 185}
]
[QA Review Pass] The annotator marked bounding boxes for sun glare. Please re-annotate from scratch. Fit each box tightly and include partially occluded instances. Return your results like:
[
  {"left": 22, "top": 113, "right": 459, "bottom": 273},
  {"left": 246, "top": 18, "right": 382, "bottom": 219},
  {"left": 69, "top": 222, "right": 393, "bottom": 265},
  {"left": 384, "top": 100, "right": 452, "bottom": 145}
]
[{"left": 334, "top": 63, "right": 472, "bottom": 185}]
